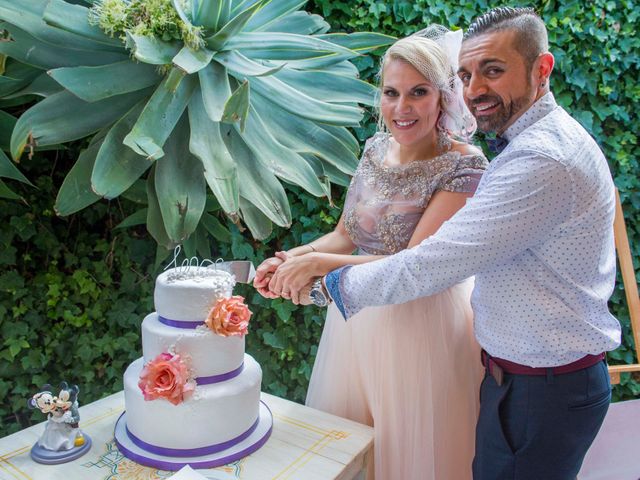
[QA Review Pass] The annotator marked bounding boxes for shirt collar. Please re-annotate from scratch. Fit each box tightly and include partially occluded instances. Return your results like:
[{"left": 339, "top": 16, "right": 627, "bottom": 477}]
[{"left": 502, "top": 92, "right": 557, "bottom": 142}]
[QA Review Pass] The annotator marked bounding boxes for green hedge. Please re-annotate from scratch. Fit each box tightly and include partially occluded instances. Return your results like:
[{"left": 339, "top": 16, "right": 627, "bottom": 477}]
[{"left": 1, "top": 0, "right": 639, "bottom": 437}]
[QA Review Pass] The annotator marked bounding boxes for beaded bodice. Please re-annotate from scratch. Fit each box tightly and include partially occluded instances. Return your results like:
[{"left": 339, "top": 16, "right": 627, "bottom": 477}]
[{"left": 344, "top": 133, "right": 487, "bottom": 255}]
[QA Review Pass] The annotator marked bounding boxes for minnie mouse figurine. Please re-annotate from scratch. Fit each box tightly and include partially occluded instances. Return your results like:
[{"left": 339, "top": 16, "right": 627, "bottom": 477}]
[{"left": 27, "top": 382, "right": 92, "bottom": 464}]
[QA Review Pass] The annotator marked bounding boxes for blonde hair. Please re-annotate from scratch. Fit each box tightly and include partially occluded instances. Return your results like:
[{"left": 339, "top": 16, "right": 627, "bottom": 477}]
[{"left": 376, "top": 33, "right": 474, "bottom": 140}]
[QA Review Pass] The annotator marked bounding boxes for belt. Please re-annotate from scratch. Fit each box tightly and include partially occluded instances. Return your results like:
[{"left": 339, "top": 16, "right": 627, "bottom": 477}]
[{"left": 481, "top": 350, "right": 605, "bottom": 386}]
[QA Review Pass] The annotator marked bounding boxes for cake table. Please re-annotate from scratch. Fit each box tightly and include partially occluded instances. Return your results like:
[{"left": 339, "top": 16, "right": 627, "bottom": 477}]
[{"left": 0, "top": 391, "right": 373, "bottom": 480}]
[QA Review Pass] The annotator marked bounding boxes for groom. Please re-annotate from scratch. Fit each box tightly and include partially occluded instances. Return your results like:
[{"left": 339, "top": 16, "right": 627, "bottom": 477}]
[{"left": 314, "top": 7, "right": 621, "bottom": 480}]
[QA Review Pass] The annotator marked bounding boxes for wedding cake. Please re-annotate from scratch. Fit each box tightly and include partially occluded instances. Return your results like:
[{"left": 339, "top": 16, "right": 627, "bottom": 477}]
[{"left": 114, "top": 264, "right": 272, "bottom": 470}]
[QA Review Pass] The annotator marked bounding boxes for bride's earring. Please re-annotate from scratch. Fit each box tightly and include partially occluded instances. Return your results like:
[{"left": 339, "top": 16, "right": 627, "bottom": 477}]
[{"left": 437, "top": 118, "right": 451, "bottom": 153}]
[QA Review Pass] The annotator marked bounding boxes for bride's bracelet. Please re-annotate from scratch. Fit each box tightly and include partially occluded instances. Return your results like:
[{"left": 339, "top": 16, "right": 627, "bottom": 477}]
[{"left": 306, "top": 244, "right": 316, "bottom": 253}]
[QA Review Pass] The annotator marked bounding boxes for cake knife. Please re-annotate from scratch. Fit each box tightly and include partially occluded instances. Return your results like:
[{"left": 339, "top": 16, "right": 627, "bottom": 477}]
[{"left": 213, "top": 261, "right": 256, "bottom": 284}]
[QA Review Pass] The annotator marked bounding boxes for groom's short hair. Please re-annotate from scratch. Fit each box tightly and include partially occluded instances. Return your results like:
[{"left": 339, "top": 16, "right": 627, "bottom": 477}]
[{"left": 465, "top": 7, "right": 548, "bottom": 71}]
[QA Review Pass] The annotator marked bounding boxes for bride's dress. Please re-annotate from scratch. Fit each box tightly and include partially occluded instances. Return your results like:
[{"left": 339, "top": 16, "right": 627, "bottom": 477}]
[{"left": 306, "top": 133, "right": 487, "bottom": 480}]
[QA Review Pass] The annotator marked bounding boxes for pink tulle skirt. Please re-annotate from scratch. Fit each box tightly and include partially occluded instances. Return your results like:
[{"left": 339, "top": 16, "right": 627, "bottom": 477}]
[{"left": 306, "top": 278, "right": 482, "bottom": 480}]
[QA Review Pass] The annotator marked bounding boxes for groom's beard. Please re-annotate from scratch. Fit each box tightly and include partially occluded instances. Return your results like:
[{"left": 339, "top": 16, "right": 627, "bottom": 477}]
[{"left": 470, "top": 90, "right": 535, "bottom": 134}]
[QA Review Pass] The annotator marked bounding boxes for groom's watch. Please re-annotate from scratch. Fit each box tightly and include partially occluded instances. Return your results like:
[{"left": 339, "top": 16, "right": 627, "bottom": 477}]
[{"left": 309, "top": 277, "right": 331, "bottom": 307}]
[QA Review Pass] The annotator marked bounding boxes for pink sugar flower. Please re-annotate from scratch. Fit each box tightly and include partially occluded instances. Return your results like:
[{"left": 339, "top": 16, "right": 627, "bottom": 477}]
[
  {"left": 138, "top": 352, "right": 196, "bottom": 405},
  {"left": 206, "top": 296, "right": 252, "bottom": 337}
]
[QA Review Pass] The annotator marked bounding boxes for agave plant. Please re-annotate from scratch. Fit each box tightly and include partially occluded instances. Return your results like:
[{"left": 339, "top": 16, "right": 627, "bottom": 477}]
[
  {"left": 0, "top": 0, "right": 394, "bottom": 250},
  {"left": 0, "top": 52, "right": 37, "bottom": 199}
]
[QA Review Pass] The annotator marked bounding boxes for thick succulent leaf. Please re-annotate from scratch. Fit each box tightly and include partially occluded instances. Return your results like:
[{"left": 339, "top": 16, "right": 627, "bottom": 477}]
[
  {"left": 244, "top": 0, "right": 306, "bottom": 31},
  {"left": 320, "top": 123, "right": 360, "bottom": 155},
  {"left": 124, "top": 69, "right": 197, "bottom": 160},
  {"left": 185, "top": 227, "right": 207, "bottom": 258},
  {"left": 0, "top": 77, "right": 18, "bottom": 98},
  {"left": 43, "top": 0, "right": 123, "bottom": 49},
  {"left": 205, "top": 0, "right": 267, "bottom": 51},
  {"left": 200, "top": 212, "right": 232, "bottom": 243},
  {"left": 194, "top": 225, "right": 212, "bottom": 259},
  {"left": 301, "top": 153, "right": 332, "bottom": 203},
  {"left": 252, "top": 92, "right": 359, "bottom": 174},
  {"left": 194, "top": 0, "right": 232, "bottom": 31},
  {"left": 48, "top": 61, "right": 160, "bottom": 102},
  {"left": 0, "top": 75, "right": 32, "bottom": 97},
  {"left": 0, "top": 22, "right": 128, "bottom": 69},
  {"left": 318, "top": 32, "right": 396, "bottom": 54},
  {"left": 115, "top": 208, "right": 148, "bottom": 229},
  {"left": 0, "top": 0, "right": 122, "bottom": 52},
  {"left": 0, "top": 96, "right": 39, "bottom": 108},
  {"left": 262, "top": 11, "right": 330, "bottom": 35},
  {"left": 188, "top": 89, "right": 239, "bottom": 215},
  {"left": 190, "top": 0, "right": 200, "bottom": 18},
  {"left": 0, "top": 178, "right": 20, "bottom": 200},
  {"left": 221, "top": 80, "right": 249, "bottom": 131},
  {"left": 127, "top": 33, "right": 182, "bottom": 65},
  {"left": 241, "top": 105, "right": 327, "bottom": 196},
  {"left": 120, "top": 179, "right": 148, "bottom": 204},
  {"left": 0, "top": 110, "right": 17, "bottom": 150},
  {"left": 239, "top": 196, "right": 272, "bottom": 240},
  {"left": 11, "top": 88, "right": 148, "bottom": 160},
  {"left": 2, "top": 58, "right": 42, "bottom": 80},
  {"left": 146, "top": 164, "right": 173, "bottom": 249},
  {"left": 0, "top": 148, "right": 32, "bottom": 185},
  {"left": 320, "top": 158, "right": 352, "bottom": 187},
  {"left": 215, "top": 51, "right": 283, "bottom": 77},
  {"left": 224, "top": 32, "right": 358, "bottom": 68},
  {"left": 248, "top": 74, "right": 363, "bottom": 126},
  {"left": 171, "top": 0, "right": 192, "bottom": 26},
  {"left": 198, "top": 61, "right": 231, "bottom": 122},
  {"left": 4, "top": 72, "right": 64, "bottom": 98},
  {"left": 205, "top": 195, "right": 221, "bottom": 212},
  {"left": 155, "top": 117, "right": 207, "bottom": 243},
  {"left": 92, "top": 101, "right": 151, "bottom": 199},
  {"left": 222, "top": 124, "right": 290, "bottom": 226},
  {"left": 54, "top": 139, "right": 102, "bottom": 215},
  {"left": 181, "top": 230, "right": 198, "bottom": 259},
  {"left": 274, "top": 68, "right": 377, "bottom": 106},
  {"left": 230, "top": 0, "right": 261, "bottom": 14},
  {"left": 172, "top": 46, "right": 215, "bottom": 74},
  {"left": 323, "top": 60, "right": 360, "bottom": 77}
]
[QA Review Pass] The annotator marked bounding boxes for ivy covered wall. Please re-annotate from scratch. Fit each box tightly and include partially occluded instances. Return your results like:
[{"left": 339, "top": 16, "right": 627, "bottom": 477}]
[{"left": 1, "top": 0, "right": 638, "bottom": 437}]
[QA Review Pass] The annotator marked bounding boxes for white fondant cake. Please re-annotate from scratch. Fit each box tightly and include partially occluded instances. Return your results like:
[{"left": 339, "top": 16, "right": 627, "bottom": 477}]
[
  {"left": 141, "top": 313, "right": 244, "bottom": 378},
  {"left": 116, "top": 265, "right": 272, "bottom": 469},
  {"left": 123, "top": 355, "right": 262, "bottom": 449}
]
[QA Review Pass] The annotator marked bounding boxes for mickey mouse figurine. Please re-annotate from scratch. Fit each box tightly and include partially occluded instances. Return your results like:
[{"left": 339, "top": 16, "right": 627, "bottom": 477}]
[{"left": 27, "top": 382, "right": 92, "bottom": 464}]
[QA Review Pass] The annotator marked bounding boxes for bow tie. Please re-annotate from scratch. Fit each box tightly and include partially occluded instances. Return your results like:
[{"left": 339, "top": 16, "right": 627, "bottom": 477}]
[{"left": 487, "top": 136, "right": 509, "bottom": 154}]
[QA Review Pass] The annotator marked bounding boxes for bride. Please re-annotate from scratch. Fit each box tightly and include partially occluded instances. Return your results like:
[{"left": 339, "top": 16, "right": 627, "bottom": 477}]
[{"left": 255, "top": 27, "right": 487, "bottom": 479}]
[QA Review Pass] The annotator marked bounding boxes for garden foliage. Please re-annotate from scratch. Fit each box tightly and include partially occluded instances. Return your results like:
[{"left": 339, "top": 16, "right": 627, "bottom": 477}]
[{"left": 1, "top": 0, "right": 639, "bottom": 436}]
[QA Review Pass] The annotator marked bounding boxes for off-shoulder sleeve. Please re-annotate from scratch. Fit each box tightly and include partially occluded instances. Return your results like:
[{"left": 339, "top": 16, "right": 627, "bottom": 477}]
[{"left": 439, "top": 154, "right": 488, "bottom": 193}]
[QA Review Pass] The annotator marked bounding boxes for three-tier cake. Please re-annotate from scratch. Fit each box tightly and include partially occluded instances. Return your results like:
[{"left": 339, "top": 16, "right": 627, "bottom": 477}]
[{"left": 114, "top": 265, "right": 272, "bottom": 470}]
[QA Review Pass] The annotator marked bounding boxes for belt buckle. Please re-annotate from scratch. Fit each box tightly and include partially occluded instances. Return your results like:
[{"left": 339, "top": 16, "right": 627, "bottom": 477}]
[{"left": 489, "top": 360, "right": 504, "bottom": 386}]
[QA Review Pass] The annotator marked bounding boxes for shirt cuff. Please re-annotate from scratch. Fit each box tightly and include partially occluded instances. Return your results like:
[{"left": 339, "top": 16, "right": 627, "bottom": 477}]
[{"left": 324, "top": 266, "right": 349, "bottom": 319}]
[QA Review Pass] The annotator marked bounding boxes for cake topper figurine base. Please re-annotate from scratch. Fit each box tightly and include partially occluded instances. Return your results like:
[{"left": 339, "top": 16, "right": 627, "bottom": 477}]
[{"left": 28, "top": 382, "right": 92, "bottom": 464}]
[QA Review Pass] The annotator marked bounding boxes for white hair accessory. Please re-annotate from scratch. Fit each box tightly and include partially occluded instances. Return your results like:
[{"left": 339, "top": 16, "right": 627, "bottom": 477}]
[{"left": 413, "top": 25, "right": 477, "bottom": 140}]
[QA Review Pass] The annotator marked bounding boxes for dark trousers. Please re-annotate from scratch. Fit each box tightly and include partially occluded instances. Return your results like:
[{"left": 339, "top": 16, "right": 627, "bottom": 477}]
[{"left": 472, "top": 360, "right": 611, "bottom": 480}]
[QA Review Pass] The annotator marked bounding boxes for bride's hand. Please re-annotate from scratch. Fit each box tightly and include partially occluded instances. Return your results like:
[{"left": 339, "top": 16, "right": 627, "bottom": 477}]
[
  {"left": 268, "top": 253, "right": 318, "bottom": 304},
  {"left": 253, "top": 254, "right": 285, "bottom": 299}
]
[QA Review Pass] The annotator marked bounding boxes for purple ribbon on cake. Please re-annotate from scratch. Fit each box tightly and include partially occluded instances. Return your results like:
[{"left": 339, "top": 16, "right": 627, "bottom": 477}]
[
  {"left": 195, "top": 363, "right": 244, "bottom": 385},
  {"left": 125, "top": 416, "right": 260, "bottom": 457},
  {"left": 158, "top": 316, "right": 205, "bottom": 329}
]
